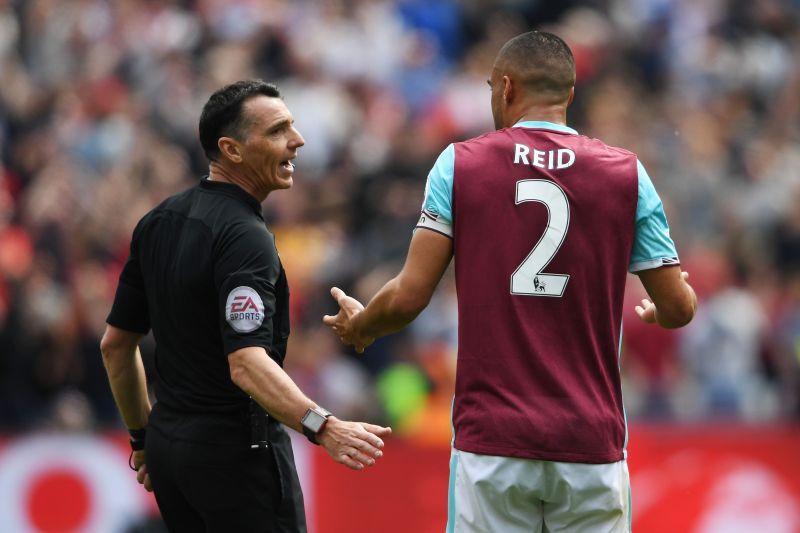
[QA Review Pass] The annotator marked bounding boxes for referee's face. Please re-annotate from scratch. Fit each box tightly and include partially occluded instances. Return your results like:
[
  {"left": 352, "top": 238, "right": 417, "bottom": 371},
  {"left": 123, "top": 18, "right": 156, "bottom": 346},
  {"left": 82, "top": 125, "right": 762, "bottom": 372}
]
[{"left": 239, "top": 96, "right": 305, "bottom": 195}]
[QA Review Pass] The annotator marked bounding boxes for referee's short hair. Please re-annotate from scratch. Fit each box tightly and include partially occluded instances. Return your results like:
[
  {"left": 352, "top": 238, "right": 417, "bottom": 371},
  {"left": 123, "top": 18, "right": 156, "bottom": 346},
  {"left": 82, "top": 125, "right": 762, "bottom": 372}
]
[{"left": 199, "top": 80, "right": 281, "bottom": 162}]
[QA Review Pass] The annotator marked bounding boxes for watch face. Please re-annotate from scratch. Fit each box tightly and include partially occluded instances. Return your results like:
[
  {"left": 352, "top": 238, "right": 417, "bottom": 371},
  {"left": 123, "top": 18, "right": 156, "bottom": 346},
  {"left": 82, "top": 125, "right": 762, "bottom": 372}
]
[{"left": 302, "top": 410, "right": 326, "bottom": 433}]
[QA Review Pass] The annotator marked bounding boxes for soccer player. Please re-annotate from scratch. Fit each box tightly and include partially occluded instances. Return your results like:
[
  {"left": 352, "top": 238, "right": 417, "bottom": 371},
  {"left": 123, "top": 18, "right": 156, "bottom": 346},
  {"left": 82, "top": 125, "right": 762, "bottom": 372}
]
[{"left": 324, "top": 31, "right": 696, "bottom": 532}]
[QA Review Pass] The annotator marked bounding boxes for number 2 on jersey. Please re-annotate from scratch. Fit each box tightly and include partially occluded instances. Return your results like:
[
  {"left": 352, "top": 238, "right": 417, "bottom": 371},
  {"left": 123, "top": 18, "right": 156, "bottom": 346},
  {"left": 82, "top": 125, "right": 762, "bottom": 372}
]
[{"left": 510, "top": 180, "right": 570, "bottom": 297}]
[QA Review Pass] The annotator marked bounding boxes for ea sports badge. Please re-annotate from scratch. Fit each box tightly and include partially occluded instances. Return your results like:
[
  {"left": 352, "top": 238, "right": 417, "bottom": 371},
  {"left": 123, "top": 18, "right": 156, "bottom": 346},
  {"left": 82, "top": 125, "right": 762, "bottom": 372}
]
[{"left": 225, "top": 286, "right": 265, "bottom": 333}]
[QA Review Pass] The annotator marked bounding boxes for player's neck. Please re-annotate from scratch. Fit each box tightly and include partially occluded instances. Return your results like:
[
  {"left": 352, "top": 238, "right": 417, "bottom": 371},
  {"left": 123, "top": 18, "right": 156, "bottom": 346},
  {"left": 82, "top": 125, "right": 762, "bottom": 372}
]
[{"left": 510, "top": 105, "right": 568, "bottom": 128}]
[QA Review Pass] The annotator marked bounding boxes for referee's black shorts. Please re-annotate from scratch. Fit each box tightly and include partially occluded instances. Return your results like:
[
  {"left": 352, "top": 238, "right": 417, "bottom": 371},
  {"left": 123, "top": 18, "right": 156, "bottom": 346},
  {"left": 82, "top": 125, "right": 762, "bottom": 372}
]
[{"left": 145, "top": 403, "right": 306, "bottom": 533}]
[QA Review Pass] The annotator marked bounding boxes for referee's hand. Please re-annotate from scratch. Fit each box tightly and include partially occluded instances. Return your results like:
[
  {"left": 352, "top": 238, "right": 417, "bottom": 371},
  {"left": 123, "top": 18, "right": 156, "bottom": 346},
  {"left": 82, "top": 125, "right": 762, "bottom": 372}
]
[
  {"left": 318, "top": 417, "right": 392, "bottom": 471},
  {"left": 131, "top": 449, "right": 153, "bottom": 492}
]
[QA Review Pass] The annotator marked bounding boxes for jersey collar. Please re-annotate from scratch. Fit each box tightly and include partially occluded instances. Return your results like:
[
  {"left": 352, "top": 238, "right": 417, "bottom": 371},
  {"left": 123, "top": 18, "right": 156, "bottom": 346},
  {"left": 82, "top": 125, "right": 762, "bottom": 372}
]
[
  {"left": 512, "top": 121, "right": 578, "bottom": 135},
  {"left": 199, "top": 176, "right": 263, "bottom": 216}
]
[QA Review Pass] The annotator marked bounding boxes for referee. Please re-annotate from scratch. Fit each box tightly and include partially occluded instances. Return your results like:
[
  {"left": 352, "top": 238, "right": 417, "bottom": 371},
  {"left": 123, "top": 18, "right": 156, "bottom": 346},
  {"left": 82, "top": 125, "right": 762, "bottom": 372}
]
[{"left": 100, "top": 80, "right": 391, "bottom": 533}]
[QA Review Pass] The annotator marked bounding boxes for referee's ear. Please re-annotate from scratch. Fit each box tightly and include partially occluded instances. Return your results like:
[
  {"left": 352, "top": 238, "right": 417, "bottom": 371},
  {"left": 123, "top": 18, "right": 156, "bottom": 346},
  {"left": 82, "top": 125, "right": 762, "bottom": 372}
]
[{"left": 218, "top": 137, "right": 243, "bottom": 163}]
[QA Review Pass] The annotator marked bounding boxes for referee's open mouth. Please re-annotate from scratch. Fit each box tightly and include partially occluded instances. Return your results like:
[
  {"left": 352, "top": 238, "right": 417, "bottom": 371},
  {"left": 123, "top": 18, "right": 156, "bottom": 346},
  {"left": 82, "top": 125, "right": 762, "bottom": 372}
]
[{"left": 279, "top": 159, "right": 295, "bottom": 174}]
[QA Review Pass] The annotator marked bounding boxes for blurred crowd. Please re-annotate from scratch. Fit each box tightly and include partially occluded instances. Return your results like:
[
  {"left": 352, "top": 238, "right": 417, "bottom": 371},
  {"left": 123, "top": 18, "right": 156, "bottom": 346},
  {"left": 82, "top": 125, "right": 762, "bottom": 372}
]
[{"left": 1, "top": 0, "right": 799, "bottom": 440}]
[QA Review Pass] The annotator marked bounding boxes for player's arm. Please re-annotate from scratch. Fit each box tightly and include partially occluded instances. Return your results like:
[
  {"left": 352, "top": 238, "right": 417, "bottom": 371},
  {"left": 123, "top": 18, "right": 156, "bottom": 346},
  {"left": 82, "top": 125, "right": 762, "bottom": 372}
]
[
  {"left": 227, "top": 346, "right": 391, "bottom": 470},
  {"left": 635, "top": 266, "right": 697, "bottom": 328},
  {"left": 325, "top": 228, "right": 453, "bottom": 350},
  {"left": 630, "top": 160, "right": 696, "bottom": 328},
  {"left": 325, "top": 143, "right": 456, "bottom": 350}
]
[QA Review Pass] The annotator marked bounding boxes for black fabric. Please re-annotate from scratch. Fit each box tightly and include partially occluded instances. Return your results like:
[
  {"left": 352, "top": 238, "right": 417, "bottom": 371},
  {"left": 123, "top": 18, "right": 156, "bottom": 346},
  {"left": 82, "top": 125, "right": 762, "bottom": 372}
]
[
  {"left": 107, "top": 177, "right": 291, "bottom": 414},
  {"left": 146, "top": 404, "right": 306, "bottom": 533},
  {"left": 107, "top": 177, "right": 302, "bottom": 531},
  {"left": 107, "top": 220, "right": 151, "bottom": 334}
]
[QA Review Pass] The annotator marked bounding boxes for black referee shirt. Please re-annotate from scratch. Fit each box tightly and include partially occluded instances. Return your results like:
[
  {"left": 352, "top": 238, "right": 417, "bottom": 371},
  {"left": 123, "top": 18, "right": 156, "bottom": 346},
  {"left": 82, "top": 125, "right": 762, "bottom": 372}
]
[{"left": 107, "top": 177, "right": 290, "bottom": 415}]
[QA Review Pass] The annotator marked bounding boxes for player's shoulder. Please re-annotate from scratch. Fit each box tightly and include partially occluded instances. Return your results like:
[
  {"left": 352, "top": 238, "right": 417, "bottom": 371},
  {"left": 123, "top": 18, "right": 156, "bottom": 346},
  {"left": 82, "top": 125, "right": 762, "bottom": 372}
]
[
  {"left": 449, "top": 129, "right": 515, "bottom": 163},
  {"left": 455, "top": 127, "right": 635, "bottom": 152},
  {"left": 455, "top": 128, "right": 509, "bottom": 149},
  {"left": 463, "top": 126, "right": 636, "bottom": 154},
  {"left": 576, "top": 133, "right": 638, "bottom": 160}
]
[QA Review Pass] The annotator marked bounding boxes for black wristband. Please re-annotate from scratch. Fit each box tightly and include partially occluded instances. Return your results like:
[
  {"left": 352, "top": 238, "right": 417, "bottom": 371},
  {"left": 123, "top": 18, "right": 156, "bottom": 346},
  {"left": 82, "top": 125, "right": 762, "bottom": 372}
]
[{"left": 129, "top": 428, "right": 146, "bottom": 451}]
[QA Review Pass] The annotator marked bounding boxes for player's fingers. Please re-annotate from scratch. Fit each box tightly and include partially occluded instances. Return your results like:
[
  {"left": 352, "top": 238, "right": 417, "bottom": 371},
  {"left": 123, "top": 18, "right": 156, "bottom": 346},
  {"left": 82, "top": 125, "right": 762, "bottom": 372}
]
[
  {"left": 330, "top": 287, "right": 347, "bottom": 303},
  {"left": 354, "top": 337, "right": 375, "bottom": 353},
  {"left": 322, "top": 314, "right": 338, "bottom": 326},
  {"left": 143, "top": 474, "right": 153, "bottom": 492},
  {"left": 337, "top": 334, "right": 352, "bottom": 346},
  {"left": 634, "top": 305, "right": 645, "bottom": 316}
]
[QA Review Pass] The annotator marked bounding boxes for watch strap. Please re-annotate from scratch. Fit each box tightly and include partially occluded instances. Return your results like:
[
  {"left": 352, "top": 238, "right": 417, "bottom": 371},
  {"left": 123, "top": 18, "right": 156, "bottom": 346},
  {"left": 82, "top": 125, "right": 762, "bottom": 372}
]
[{"left": 301, "top": 407, "right": 332, "bottom": 445}]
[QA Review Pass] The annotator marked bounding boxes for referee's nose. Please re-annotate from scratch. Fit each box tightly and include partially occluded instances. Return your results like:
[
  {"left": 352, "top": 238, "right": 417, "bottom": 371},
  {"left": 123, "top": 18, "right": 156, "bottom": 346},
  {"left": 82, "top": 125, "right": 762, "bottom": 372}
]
[{"left": 288, "top": 126, "right": 305, "bottom": 150}]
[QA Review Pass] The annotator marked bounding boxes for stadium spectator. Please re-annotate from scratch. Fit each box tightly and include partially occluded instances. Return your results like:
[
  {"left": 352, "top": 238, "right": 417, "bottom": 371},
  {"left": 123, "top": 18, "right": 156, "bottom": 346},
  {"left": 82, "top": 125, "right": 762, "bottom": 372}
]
[{"left": 0, "top": 0, "right": 798, "bottom": 437}]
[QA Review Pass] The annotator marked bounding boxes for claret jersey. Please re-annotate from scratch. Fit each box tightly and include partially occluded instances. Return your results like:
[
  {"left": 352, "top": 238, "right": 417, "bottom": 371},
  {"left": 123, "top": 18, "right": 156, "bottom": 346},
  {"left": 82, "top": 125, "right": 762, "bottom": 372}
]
[{"left": 417, "top": 121, "right": 678, "bottom": 463}]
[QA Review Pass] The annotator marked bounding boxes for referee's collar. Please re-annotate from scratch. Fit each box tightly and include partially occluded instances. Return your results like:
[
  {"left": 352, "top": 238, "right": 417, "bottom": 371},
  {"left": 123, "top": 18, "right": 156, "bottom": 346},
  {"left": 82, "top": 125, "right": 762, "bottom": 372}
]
[
  {"left": 199, "top": 176, "right": 263, "bottom": 215},
  {"left": 512, "top": 121, "right": 578, "bottom": 135}
]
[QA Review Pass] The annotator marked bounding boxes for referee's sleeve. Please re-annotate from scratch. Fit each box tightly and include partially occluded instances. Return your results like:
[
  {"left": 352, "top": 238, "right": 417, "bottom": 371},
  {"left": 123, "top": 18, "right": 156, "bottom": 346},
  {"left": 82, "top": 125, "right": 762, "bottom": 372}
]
[
  {"left": 107, "top": 220, "right": 151, "bottom": 333},
  {"left": 214, "top": 222, "right": 280, "bottom": 357}
]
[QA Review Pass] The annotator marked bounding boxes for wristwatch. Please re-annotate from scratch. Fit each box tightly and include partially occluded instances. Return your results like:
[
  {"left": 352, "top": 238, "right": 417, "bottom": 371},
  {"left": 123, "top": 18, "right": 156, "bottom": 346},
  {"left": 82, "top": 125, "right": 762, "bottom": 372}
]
[{"left": 300, "top": 406, "right": 332, "bottom": 445}]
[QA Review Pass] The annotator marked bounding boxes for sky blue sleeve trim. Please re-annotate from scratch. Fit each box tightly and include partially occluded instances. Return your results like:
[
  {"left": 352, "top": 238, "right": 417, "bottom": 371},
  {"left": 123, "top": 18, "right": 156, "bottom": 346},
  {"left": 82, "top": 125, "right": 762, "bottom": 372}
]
[
  {"left": 630, "top": 160, "right": 679, "bottom": 272},
  {"left": 421, "top": 143, "right": 455, "bottom": 225},
  {"left": 512, "top": 120, "right": 578, "bottom": 134},
  {"left": 630, "top": 257, "right": 680, "bottom": 273}
]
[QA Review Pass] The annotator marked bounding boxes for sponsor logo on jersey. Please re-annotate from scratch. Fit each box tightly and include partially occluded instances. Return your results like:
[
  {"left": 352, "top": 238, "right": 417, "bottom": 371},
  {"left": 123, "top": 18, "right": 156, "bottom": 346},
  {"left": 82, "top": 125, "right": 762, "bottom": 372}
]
[
  {"left": 225, "top": 286, "right": 265, "bottom": 333},
  {"left": 422, "top": 208, "right": 439, "bottom": 221}
]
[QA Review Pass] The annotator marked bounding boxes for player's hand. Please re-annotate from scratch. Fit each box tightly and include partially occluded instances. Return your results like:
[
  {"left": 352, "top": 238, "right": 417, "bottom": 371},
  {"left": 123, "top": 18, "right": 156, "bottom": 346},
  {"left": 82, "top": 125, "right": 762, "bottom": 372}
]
[
  {"left": 634, "top": 298, "right": 657, "bottom": 324},
  {"left": 318, "top": 417, "right": 392, "bottom": 471},
  {"left": 635, "top": 271, "right": 691, "bottom": 324},
  {"left": 131, "top": 449, "right": 153, "bottom": 492},
  {"left": 323, "top": 287, "right": 374, "bottom": 353}
]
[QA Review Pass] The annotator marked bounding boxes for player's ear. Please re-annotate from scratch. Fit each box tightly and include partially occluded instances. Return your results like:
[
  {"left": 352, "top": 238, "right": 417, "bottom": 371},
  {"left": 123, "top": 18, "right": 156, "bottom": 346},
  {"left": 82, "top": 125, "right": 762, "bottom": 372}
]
[
  {"left": 566, "top": 86, "right": 575, "bottom": 106},
  {"left": 503, "top": 75, "right": 513, "bottom": 103},
  {"left": 218, "top": 137, "right": 243, "bottom": 163}
]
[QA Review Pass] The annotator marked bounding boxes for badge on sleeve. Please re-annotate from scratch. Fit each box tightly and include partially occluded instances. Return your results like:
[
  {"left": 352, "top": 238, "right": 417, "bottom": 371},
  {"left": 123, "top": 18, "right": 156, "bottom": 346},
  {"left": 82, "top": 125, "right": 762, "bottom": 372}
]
[{"left": 225, "top": 286, "right": 265, "bottom": 333}]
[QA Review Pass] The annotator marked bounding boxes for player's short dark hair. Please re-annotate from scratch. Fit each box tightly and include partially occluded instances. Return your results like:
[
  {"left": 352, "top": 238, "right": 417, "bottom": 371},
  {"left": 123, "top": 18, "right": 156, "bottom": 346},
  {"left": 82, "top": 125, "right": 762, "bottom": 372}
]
[
  {"left": 496, "top": 31, "right": 575, "bottom": 103},
  {"left": 199, "top": 80, "right": 281, "bottom": 161}
]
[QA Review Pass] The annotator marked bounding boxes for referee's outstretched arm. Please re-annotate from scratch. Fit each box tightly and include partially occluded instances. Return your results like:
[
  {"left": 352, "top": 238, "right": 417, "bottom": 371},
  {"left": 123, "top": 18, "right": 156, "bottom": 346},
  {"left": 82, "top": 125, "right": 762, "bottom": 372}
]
[{"left": 229, "top": 345, "right": 392, "bottom": 470}]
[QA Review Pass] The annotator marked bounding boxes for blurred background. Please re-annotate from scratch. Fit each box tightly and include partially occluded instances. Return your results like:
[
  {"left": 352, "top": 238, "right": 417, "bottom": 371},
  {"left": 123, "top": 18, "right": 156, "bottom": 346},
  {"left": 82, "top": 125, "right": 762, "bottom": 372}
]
[{"left": 1, "top": 0, "right": 799, "bottom": 531}]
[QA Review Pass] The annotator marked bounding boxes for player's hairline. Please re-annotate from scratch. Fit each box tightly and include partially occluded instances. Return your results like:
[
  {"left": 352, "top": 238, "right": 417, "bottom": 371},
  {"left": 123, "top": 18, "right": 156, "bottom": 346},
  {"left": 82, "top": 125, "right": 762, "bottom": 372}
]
[{"left": 494, "top": 31, "right": 576, "bottom": 99}]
